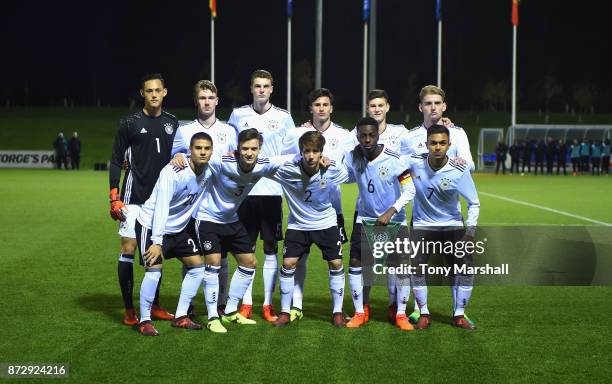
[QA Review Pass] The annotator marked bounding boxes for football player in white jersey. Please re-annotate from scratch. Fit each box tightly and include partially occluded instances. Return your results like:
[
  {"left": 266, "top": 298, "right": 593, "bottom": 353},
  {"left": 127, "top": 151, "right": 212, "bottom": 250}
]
[
  {"left": 283, "top": 88, "right": 353, "bottom": 321},
  {"left": 134, "top": 132, "right": 215, "bottom": 336},
  {"left": 228, "top": 70, "right": 296, "bottom": 322},
  {"left": 341, "top": 117, "right": 416, "bottom": 331},
  {"left": 172, "top": 80, "right": 237, "bottom": 157},
  {"left": 406, "top": 124, "right": 480, "bottom": 330},
  {"left": 170, "top": 80, "right": 236, "bottom": 318},
  {"left": 403, "top": 85, "right": 475, "bottom": 323},
  {"left": 403, "top": 85, "right": 474, "bottom": 171},
  {"left": 268, "top": 132, "right": 349, "bottom": 328},
  {"left": 192, "top": 128, "right": 300, "bottom": 329},
  {"left": 348, "top": 89, "right": 413, "bottom": 322}
]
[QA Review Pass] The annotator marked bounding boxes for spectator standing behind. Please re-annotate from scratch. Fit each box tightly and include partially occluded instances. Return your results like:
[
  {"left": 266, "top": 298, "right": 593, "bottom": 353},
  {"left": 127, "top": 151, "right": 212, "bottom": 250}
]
[
  {"left": 534, "top": 139, "right": 546, "bottom": 175},
  {"left": 545, "top": 137, "right": 557, "bottom": 175},
  {"left": 591, "top": 140, "right": 602, "bottom": 176},
  {"left": 601, "top": 139, "right": 610, "bottom": 176},
  {"left": 509, "top": 140, "right": 521, "bottom": 174},
  {"left": 522, "top": 138, "right": 533, "bottom": 174},
  {"left": 69, "top": 131, "right": 81, "bottom": 170},
  {"left": 495, "top": 140, "right": 508, "bottom": 175},
  {"left": 580, "top": 139, "right": 590, "bottom": 172},
  {"left": 557, "top": 139, "right": 567, "bottom": 176},
  {"left": 53, "top": 132, "right": 68, "bottom": 170},
  {"left": 570, "top": 139, "right": 581, "bottom": 176}
]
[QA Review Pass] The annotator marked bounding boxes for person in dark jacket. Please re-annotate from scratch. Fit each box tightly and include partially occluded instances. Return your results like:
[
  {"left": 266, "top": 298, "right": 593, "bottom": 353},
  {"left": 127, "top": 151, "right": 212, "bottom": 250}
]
[
  {"left": 495, "top": 140, "right": 508, "bottom": 175},
  {"left": 545, "top": 137, "right": 557, "bottom": 175},
  {"left": 557, "top": 139, "right": 567, "bottom": 176},
  {"left": 53, "top": 132, "right": 68, "bottom": 170},
  {"left": 68, "top": 131, "right": 82, "bottom": 170},
  {"left": 522, "top": 138, "right": 533, "bottom": 174},
  {"left": 509, "top": 140, "right": 521, "bottom": 174},
  {"left": 534, "top": 139, "right": 546, "bottom": 176}
]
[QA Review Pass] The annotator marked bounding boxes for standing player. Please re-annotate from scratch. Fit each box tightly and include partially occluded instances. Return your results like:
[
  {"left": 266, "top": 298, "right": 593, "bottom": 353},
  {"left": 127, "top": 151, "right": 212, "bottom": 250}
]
[
  {"left": 269, "top": 132, "right": 348, "bottom": 328},
  {"left": 402, "top": 85, "right": 474, "bottom": 322},
  {"left": 135, "top": 132, "right": 217, "bottom": 335},
  {"left": 348, "top": 89, "right": 412, "bottom": 323},
  {"left": 170, "top": 80, "right": 236, "bottom": 316},
  {"left": 192, "top": 129, "right": 295, "bottom": 328},
  {"left": 341, "top": 117, "right": 415, "bottom": 330},
  {"left": 109, "top": 73, "right": 177, "bottom": 326},
  {"left": 172, "top": 80, "right": 236, "bottom": 158},
  {"left": 403, "top": 85, "right": 474, "bottom": 171},
  {"left": 407, "top": 124, "right": 480, "bottom": 330},
  {"left": 228, "top": 70, "right": 295, "bottom": 322},
  {"left": 283, "top": 88, "right": 353, "bottom": 321}
]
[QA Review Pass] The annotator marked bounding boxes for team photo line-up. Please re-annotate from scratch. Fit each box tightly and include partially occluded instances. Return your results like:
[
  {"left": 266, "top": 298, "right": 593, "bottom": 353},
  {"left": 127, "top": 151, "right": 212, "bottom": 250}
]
[{"left": 109, "top": 69, "right": 479, "bottom": 336}]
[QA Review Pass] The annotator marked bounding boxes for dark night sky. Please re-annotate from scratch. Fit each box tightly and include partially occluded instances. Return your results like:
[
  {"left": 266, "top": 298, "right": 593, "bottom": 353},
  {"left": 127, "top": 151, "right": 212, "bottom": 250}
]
[{"left": 3, "top": 0, "right": 611, "bottom": 111}]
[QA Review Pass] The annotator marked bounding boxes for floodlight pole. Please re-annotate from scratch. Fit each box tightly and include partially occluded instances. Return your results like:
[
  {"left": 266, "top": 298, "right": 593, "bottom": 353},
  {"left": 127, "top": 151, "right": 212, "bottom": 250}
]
[
  {"left": 211, "top": 17, "right": 215, "bottom": 84},
  {"left": 287, "top": 14, "right": 292, "bottom": 113},
  {"left": 511, "top": 24, "right": 517, "bottom": 144},
  {"left": 315, "top": 0, "right": 322, "bottom": 89},
  {"left": 362, "top": 22, "right": 368, "bottom": 117},
  {"left": 437, "top": 19, "right": 442, "bottom": 87}
]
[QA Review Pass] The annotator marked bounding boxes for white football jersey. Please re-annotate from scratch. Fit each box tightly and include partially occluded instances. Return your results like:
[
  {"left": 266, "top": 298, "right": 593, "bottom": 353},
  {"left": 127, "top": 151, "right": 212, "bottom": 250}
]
[
  {"left": 269, "top": 156, "right": 350, "bottom": 231},
  {"left": 228, "top": 104, "right": 296, "bottom": 196},
  {"left": 349, "top": 123, "right": 408, "bottom": 153},
  {"left": 137, "top": 163, "right": 213, "bottom": 245},
  {"left": 402, "top": 124, "right": 474, "bottom": 171},
  {"left": 283, "top": 122, "right": 353, "bottom": 214},
  {"left": 407, "top": 153, "right": 480, "bottom": 228},
  {"left": 343, "top": 146, "right": 413, "bottom": 225},
  {"left": 172, "top": 119, "right": 237, "bottom": 157},
  {"left": 194, "top": 154, "right": 292, "bottom": 224}
]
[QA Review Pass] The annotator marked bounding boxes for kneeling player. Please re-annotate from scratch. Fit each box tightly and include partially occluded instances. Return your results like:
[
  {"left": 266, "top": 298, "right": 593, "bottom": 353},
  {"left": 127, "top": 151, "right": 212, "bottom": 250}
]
[
  {"left": 135, "top": 132, "right": 216, "bottom": 336},
  {"left": 342, "top": 117, "right": 416, "bottom": 330},
  {"left": 269, "top": 132, "right": 349, "bottom": 327},
  {"left": 191, "top": 128, "right": 294, "bottom": 329},
  {"left": 406, "top": 124, "right": 480, "bottom": 330}
]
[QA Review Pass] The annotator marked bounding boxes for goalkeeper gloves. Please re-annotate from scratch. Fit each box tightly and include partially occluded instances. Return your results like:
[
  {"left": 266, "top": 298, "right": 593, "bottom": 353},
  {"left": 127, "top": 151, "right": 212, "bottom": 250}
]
[{"left": 109, "top": 188, "right": 127, "bottom": 221}]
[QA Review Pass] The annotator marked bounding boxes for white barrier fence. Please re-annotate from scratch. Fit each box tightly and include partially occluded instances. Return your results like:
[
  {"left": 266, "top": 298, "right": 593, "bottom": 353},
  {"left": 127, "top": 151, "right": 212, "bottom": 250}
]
[{"left": 0, "top": 150, "right": 56, "bottom": 168}]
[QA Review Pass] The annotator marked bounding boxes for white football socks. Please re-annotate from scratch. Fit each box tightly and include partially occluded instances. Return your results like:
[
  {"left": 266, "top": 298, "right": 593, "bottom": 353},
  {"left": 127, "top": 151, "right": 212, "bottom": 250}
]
[
  {"left": 279, "top": 266, "right": 296, "bottom": 313},
  {"left": 139, "top": 269, "right": 161, "bottom": 322},
  {"left": 262, "top": 254, "right": 278, "bottom": 306},
  {"left": 219, "top": 257, "right": 229, "bottom": 307},
  {"left": 292, "top": 253, "right": 308, "bottom": 310},
  {"left": 224, "top": 266, "right": 255, "bottom": 314},
  {"left": 175, "top": 265, "right": 205, "bottom": 318},
  {"left": 348, "top": 267, "right": 364, "bottom": 313},
  {"left": 204, "top": 265, "right": 221, "bottom": 319},
  {"left": 329, "top": 267, "right": 345, "bottom": 314}
]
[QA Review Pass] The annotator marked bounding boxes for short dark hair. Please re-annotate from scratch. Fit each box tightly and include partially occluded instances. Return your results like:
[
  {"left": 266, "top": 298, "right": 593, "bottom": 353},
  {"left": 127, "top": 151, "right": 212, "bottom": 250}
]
[
  {"left": 238, "top": 128, "right": 263, "bottom": 147},
  {"left": 141, "top": 73, "right": 165, "bottom": 89},
  {"left": 299, "top": 131, "right": 326, "bottom": 153},
  {"left": 308, "top": 88, "right": 334, "bottom": 106},
  {"left": 366, "top": 89, "right": 389, "bottom": 104},
  {"left": 356, "top": 116, "right": 379, "bottom": 132},
  {"left": 190, "top": 132, "right": 213, "bottom": 147},
  {"left": 426, "top": 124, "right": 449, "bottom": 139}
]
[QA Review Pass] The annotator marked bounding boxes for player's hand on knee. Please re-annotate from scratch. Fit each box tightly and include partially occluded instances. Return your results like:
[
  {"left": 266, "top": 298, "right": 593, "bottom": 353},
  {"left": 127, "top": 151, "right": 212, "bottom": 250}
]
[
  {"left": 109, "top": 188, "right": 127, "bottom": 221},
  {"left": 170, "top": 153, "right": 188, "bottom": 170},
  {"left": 144, "top": 244, "right": 163, "bottom": 266}
]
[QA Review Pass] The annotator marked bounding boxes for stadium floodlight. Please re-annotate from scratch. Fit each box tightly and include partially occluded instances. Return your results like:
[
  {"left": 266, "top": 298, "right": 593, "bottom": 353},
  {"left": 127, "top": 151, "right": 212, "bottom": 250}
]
[{"left": 478, "top": 128, "right": 504, "bottom": 171}]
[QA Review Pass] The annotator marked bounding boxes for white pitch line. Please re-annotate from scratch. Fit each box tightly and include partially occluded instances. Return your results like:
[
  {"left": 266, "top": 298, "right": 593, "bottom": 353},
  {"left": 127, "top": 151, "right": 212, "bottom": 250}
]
[{"left": 479, "top": 191, "right": 612, "bottom": 227}]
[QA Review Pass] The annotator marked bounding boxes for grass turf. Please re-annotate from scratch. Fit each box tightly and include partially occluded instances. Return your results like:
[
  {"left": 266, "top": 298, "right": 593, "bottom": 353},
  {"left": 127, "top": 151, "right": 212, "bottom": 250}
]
[{"left": 1, "top": 169, "right": 611, "bottom": 383}]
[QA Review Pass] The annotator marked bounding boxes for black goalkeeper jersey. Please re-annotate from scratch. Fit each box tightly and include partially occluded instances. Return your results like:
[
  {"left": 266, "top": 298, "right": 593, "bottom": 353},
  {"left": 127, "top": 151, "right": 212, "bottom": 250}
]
[{"left": 109, "top": 110, "right": 178, "bottom": 205}]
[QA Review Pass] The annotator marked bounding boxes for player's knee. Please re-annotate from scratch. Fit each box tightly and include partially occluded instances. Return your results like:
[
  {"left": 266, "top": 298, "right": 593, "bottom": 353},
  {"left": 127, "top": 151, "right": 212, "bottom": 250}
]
[
  {"left": 457, "top": 274, "right": 474, "bottom": 287},
  {"left": 239, "top": 256, "right": 257, "bottom": 269},
  {"left": 328, "top": 259, "right": 343, "bottom": 270},
  {"left": 410, "top": 274, "right": 426, "bottom": 287},
  {"left": 120, "top": 239, "right": 137, "bottom": 255},
  {"left": 283, "top": 258, "right": 298, "bottom": 270},
  {"left": 349, "top": 258, "right": 362, "bottom": 268}
]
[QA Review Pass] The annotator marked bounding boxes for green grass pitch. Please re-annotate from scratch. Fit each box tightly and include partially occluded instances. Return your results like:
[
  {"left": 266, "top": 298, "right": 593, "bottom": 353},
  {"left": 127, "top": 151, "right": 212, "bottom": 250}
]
[{"left": 1, "top": 168, "right": 611, "bottom": 383}]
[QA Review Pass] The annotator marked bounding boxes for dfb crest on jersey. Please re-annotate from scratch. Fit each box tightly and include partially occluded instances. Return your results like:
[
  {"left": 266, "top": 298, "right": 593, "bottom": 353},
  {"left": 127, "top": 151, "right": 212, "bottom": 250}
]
[
  {"left": 217, "top": 132, "right": 227, "bottom": 144},
  {"left": 164, "top": 123, "right": 174, "bottom": 135},
  {"left": 203, "top": 240, "right": 212, "bottom": 251},
  {"left": 388, "top": 136, "right": 398, "bottom": 148},
  {"left": 329, "top": 138, "right": 339, "bottom": 150},
  {"left": 319, "top": 177, "right": 328, "bottom": 188},
  {"left": 378, "top": 166, "right": 389, "bottom": 179},
  {"left": 268, "top": 120, "right": 280, "bottom": 131},
  {"left": 439, "top": 177, "right": 451, "bottom": 191}
]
